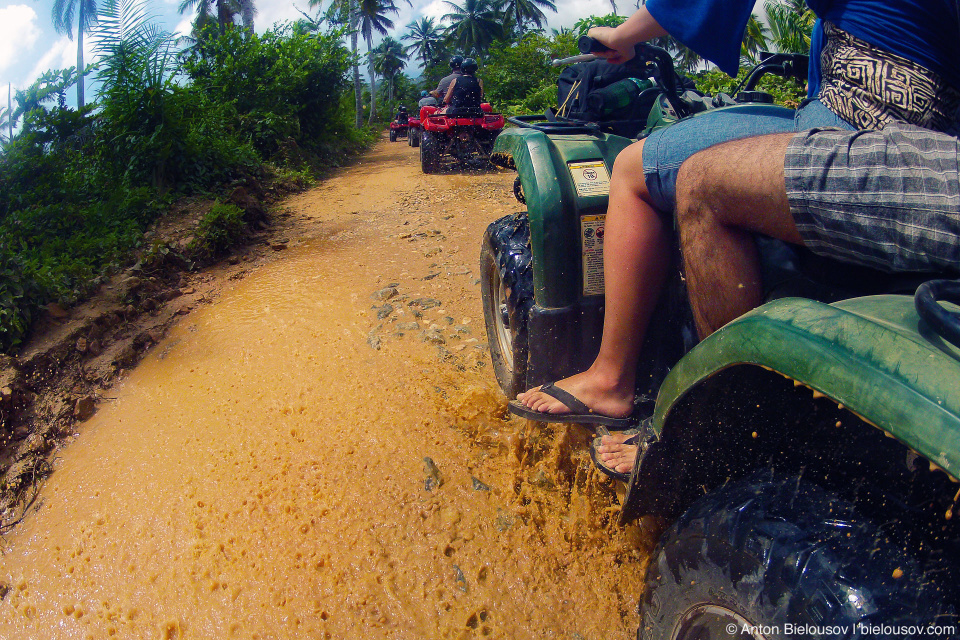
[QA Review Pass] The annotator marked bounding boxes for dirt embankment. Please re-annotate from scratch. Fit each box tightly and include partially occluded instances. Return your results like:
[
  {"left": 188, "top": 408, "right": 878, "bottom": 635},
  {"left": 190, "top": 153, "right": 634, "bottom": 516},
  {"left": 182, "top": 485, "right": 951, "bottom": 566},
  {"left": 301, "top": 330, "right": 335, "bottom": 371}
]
[{"left": 0, "top": 174, "right": 309, "bottom": 531}]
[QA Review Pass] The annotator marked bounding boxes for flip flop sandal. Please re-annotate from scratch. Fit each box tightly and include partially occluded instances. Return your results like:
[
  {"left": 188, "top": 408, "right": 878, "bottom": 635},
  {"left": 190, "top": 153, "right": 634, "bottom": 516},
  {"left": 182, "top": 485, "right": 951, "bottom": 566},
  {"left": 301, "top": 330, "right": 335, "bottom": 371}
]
[
  {"left": 508, "top": 382, "right": 639, "bottom": 430},
  {"left": 590, "top": 431, "right": 641, "bottom": 483}
]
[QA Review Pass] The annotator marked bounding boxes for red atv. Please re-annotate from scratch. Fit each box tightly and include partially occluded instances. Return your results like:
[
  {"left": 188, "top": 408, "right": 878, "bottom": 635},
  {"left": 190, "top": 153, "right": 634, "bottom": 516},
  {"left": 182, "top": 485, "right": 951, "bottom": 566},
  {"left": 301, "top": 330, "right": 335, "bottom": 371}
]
[
  {"left": 388, "top": 109, "right": 411, "bottom": 142},
  {"left": 417, "top": 103, "right": 504, "bottom": 173},
  {"left": 407, "top": 115, "right": 422, "bottom": 148}
]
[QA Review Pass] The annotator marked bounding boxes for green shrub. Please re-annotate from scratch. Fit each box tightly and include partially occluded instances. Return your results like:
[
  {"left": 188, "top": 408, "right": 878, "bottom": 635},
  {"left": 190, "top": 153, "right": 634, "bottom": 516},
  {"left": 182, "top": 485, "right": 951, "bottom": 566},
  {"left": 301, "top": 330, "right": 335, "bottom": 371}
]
[
  {"left": 0, "top": 245, "right": 41, "bottom": 351},
  {"left": 483, "top": 31, "right": 578, "bottom": 115},
  {"left": 183, "top": 25, "right": 352, "bottom": 156},
  {"left": 191, "top": 203, "right": 246, "bottom": 257},
  {"left": 695, "top": 68, "right": 807, "bottom": 108},
  {"left": 95, "top": 82, "right": 260, "bottom": 193},
  {"left": 0, "top": 20, "right": 368, "bottom": 353}
]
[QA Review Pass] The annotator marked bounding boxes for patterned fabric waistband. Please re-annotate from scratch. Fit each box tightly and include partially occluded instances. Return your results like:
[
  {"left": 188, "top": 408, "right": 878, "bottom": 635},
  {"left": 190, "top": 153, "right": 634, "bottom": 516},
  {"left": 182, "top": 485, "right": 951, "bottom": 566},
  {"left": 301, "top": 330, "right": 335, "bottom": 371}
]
[{"left": 817, "top": 21, "right": 960, "bottom": 132}]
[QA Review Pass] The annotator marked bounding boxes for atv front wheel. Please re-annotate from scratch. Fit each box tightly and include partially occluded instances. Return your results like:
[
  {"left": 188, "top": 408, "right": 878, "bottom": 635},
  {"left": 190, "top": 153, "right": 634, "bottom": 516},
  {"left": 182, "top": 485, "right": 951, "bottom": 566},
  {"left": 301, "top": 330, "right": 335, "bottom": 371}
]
[
  {"left": 389, "top": 128, "right": 397, "bottom": 142},
  {"left": 480, "top": 214, "right": 533, "bottom": 398},
  {"left": 641, "top": 474, "right": 943, "bottom": 640},
  {"left": 420, "top": 131, "right": 440, "bottom": 173},
  {"left": 409, "top": 128, "right": 420, "bottom": 147}
]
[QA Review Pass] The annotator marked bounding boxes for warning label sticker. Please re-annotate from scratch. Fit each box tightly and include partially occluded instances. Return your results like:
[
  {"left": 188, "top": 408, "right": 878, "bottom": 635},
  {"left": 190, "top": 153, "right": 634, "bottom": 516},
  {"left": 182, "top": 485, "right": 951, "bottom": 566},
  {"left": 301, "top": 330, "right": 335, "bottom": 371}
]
[
  {"left": 581, "top": 214, "right": 605, "bottom": 296},
  {"left": 569, "top": 161, "right": 610, "bottom": 198}
]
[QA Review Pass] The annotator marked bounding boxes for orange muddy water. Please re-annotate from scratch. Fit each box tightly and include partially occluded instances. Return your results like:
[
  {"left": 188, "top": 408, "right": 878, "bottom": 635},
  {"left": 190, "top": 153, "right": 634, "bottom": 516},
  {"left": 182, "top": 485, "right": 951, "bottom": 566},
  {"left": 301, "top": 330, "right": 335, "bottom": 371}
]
[{"left": 0, "top": 137, "right": 649, "bottom": 639}]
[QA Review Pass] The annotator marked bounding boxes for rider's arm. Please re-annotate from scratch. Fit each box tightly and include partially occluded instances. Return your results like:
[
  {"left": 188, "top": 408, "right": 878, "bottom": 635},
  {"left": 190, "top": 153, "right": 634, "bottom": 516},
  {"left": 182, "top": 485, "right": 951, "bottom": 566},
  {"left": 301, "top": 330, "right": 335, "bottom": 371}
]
[
  {"left": 587, "top": 6, "right": 667, "bottom": 64},
  {"left": 590, "top": 0, "right": 755, "bottom": 76},
  {"left": 444, "top": 79, "right": 456, "bottom": 105}
]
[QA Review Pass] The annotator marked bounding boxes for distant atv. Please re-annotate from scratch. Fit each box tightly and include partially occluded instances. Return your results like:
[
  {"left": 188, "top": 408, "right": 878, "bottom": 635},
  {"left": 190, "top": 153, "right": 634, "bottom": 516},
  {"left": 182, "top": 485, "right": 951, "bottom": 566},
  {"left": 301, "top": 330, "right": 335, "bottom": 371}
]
[
  {"left": 483, "top": 37, "right": 960, "bottom": 639},
  {"left": 407, "top": 115, "right": 421, "bottom": 147},
  {"left": 388, "top": 109, "right": 411, "bottom": 142},
  {"left": 418, "top": 103, "right": 504, "bottom": 173}
]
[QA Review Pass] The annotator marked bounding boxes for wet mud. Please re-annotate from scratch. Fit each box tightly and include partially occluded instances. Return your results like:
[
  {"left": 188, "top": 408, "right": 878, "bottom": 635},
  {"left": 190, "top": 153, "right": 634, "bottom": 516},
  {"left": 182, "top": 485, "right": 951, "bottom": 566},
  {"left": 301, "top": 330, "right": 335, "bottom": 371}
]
[{"left": 0, "top": 136, "right": 651, "bottom": 639}]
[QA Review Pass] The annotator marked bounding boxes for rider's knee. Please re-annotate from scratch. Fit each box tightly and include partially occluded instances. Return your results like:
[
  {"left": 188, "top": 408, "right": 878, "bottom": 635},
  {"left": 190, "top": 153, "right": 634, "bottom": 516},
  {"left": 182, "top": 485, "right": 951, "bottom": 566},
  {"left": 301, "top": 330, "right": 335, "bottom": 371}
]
[
  {"left": 611, "top": 139, "right": 648, "bottom": 195},
  {"left": 675, "top": 152, "right": 713, "bottom": 225}
]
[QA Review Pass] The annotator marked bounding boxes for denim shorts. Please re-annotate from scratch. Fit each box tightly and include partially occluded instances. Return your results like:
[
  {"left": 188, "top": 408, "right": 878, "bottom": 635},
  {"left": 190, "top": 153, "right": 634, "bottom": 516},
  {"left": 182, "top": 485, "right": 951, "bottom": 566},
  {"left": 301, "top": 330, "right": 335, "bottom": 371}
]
[
  {"left": 642, "top": 99, "right": 854, "bottom": 213},
  {"left": 785, "top": 122, "right": 960, "bottom": 273}
]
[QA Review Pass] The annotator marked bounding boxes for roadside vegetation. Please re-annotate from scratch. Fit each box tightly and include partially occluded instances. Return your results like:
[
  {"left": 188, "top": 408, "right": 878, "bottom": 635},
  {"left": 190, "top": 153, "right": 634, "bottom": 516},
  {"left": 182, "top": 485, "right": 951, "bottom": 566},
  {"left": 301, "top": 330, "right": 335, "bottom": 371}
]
[
  {"left": 0, "top": 1, "right": 372, "bottom": 352},
  {"left": 0, "top": 0, "right": 811, "bottom": 353}
]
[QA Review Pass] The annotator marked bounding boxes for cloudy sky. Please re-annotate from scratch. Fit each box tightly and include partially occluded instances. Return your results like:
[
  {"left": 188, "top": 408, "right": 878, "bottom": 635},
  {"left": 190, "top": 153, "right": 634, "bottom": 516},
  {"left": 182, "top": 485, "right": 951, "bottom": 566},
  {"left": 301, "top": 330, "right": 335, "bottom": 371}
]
[{"left": 0, "top": 0, "right": 617, "bottom": 107}]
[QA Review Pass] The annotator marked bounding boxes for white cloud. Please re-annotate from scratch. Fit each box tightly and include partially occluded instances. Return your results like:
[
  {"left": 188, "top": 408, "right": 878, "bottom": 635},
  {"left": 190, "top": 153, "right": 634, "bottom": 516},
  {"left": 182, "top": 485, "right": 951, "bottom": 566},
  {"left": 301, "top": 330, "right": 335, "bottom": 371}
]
[
  {"left": 547, "top": 0, "right": 609, "bottom": 30},
  {"left": 416, "top": 0, "right": 449, "bottom": 26},
  {"left": 174, "top": 17, "right": 194, "bottom": 38},
  {"left": 255, "top": 0, "right": 308, "bottom": 32},
  {"left": 26, "top": 36, "right": 77, "bottom": 84},
  {"left": 0, "top": 5, "right": 41, "bottom": 74}
]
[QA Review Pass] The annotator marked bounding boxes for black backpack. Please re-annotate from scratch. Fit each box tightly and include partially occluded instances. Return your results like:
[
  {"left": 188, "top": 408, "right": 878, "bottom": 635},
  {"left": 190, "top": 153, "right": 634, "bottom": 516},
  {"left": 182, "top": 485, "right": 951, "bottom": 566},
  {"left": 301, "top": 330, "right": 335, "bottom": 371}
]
[{"left": 556, "top": 60, "right": 642, "bottom": 121}]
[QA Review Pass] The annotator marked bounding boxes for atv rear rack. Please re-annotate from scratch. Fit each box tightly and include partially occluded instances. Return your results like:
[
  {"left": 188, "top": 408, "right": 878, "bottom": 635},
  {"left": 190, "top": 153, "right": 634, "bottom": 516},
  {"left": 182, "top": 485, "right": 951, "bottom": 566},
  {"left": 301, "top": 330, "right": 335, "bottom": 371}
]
[{"left": 506, "top": 114, "right": 602, "bottom": 136}]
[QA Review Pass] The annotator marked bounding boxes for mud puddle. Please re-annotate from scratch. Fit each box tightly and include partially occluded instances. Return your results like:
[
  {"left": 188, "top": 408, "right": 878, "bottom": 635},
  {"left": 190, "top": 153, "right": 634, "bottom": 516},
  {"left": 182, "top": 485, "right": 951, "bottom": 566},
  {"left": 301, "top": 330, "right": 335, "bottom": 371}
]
[{"left": 0, "top": 137, "right": 650, "bottom": 639}]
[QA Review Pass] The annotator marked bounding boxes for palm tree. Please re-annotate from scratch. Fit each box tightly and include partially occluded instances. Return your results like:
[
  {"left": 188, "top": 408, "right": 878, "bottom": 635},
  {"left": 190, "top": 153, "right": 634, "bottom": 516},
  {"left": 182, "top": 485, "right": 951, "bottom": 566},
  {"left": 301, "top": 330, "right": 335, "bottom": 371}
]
[
  {"left": 292, "top": 6, "right": 326, "bottom": 34},
  {"left": 238, "top": 0, "right": 256, "bottom": 34},
  {"left": 0, "top": 105, "right": 12, "bottom": 145},
  {"left": 373, "top": 36, "right": 407, "bottom": 102},
  {"left": 358, "top": 0, "right": 404, "bottom": 124},
  {"left": 92, "top": 0, "right": 178, "bottom": 187},
  {"left": 92, "top": 0, "right": 178, "bottom": 97},
  {"left": 765, "top": 0, "right": 815, "bottom": 54},
  {"left": 315, "top": 0, "right": 363, "bottom": 128},
  {"left": 499, "top": 0, "right": 557, "bottom": 33},
  {"left": 402, "top": 16, "right": 444, "bottom": 68},
  {"left": 51, "top": 0, "right": 98, "bottom": 107},
  {"left": 441, "top": 0, "right": 503, "bottom": 58},
  {"left": 740, "top": 14, "right": 769, "bottom": 66},
  {"left": 178, "top": 0, "right": 240, "bottom": 35}
]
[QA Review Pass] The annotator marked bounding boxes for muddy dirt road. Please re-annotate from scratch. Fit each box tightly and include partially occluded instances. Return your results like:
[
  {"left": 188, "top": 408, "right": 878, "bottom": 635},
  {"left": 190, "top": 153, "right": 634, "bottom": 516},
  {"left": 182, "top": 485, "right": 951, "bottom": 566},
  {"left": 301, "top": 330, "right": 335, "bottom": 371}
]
[{"left": 0, "top": 136, "right": 649, "bottom": 639}]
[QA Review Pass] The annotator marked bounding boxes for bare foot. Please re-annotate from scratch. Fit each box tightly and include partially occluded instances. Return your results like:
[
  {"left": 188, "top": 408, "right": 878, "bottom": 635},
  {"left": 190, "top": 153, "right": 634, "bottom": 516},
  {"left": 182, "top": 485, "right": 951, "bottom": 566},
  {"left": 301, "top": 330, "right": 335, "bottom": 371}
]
[
  {"left": 597, "top": 432, "right": 638, "bottom": 475},
  {"left": 515, "top": 369, "right": 634, "bottom": 419}
]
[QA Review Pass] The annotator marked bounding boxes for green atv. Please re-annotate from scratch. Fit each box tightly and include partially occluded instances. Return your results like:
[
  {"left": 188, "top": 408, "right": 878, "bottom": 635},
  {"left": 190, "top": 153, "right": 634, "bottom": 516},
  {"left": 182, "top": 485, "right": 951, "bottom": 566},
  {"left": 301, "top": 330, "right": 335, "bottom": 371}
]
[{"left": 482, "top": 39, "right": 960, "bottom": 638}]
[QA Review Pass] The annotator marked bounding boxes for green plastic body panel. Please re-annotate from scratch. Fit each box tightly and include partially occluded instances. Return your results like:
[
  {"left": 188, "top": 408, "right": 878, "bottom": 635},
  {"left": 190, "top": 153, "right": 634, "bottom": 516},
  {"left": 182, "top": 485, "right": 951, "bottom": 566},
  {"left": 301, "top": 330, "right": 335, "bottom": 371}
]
[
  {"left": 492, "top": 128, "right": 633, "bottom": 308},
  {"left": 654, "top": 295, "right": 960, "bottom": 480}
]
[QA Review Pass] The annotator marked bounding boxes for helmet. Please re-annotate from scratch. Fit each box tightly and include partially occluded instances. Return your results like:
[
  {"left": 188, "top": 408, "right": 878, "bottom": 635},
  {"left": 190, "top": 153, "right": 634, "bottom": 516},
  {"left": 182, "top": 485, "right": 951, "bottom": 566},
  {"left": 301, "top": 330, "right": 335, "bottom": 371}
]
[
  {"left": 420, "top": 90, "right": 428, "bottom": 97},
  {"left": 449, "top": 55, "right": 463, "bottom": 70},
  {"left": 461, "top": 58, "right": 478, "bottom": 74}
]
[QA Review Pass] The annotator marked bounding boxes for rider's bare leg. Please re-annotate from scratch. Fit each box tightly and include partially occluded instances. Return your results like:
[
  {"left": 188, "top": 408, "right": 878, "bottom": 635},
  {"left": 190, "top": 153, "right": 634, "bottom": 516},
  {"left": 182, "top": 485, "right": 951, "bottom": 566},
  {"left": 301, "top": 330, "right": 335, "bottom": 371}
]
[
  {"left": 678, "top": 133, "right": 800, "bottom": 338},
  {"left": 516, "top": 139, "right": 671, "bottom": 418},
  {"left": 598, "top": 133, "right": 800, "bottom": 473}
]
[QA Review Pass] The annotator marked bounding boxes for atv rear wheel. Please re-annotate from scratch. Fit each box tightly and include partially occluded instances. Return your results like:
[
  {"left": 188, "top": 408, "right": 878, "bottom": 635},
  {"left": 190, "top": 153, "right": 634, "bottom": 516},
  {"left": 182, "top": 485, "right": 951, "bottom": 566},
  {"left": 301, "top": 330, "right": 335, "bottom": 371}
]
[
  {"left": 480, "top": 214, "right": 533, "bottom": 398},
  {"left": 409, "top": 128, "right": 420, "bottom": 147},
  {"left": 389, "top": 128, "right": 397, "bottom": 142},
  {"left": 420, "top": 131, "right": 440, "bottom": 173},
  {"left": 641, "top": 474, "right": 943, "bottom": 640}
]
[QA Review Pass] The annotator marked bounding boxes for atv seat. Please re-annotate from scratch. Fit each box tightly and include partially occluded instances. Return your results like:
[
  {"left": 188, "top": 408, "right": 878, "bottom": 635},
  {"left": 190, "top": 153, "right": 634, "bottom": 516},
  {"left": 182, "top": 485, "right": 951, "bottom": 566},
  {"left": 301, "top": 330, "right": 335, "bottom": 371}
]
[
  {"left": 446, "top": 107, "right": 485, "bottom": 117},
  {"left": 757, "top": 237, "right": 958, "bottom": 303}
]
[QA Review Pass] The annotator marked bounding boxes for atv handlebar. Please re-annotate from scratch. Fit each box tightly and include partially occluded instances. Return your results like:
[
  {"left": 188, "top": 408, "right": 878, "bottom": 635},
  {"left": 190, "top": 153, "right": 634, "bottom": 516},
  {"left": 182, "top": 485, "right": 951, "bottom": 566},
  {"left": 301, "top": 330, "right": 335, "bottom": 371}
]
[
  {"left": 577, "top": 35, "right": 612, "bottom": 54},
  {"left": 915, "top": 280, "right": 960, "bottom": 349},
  {"left": 743, "top": 52, "right": 809, "bottom": 90},
  {"left": 551, "top": 53, "right": 600, "bottom": 67}
]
